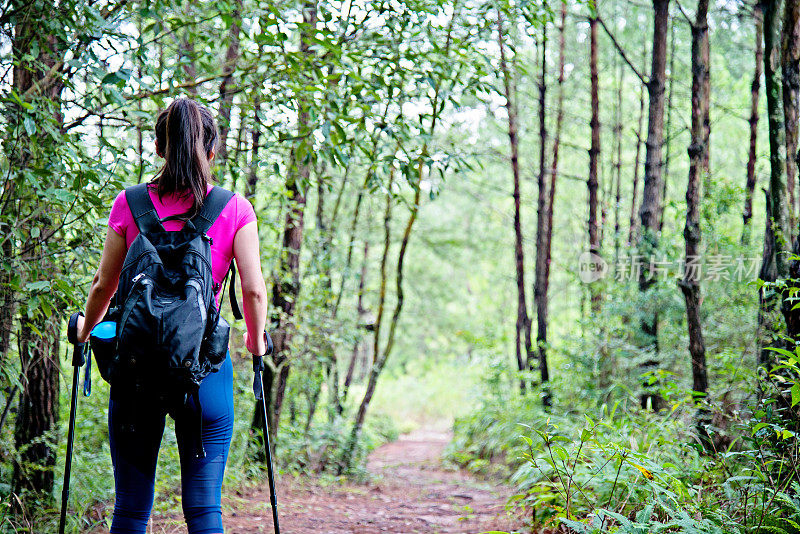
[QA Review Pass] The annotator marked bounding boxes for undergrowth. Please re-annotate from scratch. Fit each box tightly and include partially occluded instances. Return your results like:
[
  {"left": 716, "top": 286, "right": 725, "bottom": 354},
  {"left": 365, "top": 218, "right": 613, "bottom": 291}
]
[{"left": 447, "top": 356, "right": 800, "bottom": 533}]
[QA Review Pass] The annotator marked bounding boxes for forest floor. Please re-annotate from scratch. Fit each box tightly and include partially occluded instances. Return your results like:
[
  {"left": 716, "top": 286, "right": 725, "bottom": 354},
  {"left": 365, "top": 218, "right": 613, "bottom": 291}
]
[{"left": 147, "top": 429, "right": 521, "bottom": 533}]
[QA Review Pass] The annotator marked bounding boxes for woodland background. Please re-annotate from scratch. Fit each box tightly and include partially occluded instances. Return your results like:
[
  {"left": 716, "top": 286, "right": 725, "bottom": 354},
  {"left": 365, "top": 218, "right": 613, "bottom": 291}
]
[{"left": 2, "top": 0, "right": 800, "bottom": 531}]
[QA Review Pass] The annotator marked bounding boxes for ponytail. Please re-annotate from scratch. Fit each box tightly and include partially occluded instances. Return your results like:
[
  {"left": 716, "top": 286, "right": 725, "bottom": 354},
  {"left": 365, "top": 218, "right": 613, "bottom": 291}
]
[{"left": 152, "top": 98, "right": 218, "bottom": 219}]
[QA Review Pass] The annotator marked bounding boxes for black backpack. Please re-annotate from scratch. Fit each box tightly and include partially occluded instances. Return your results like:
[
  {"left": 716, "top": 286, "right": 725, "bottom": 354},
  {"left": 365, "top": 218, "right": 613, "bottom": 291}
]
[{"left": 94, "top": 183, "right": 243, "bottom": 457}]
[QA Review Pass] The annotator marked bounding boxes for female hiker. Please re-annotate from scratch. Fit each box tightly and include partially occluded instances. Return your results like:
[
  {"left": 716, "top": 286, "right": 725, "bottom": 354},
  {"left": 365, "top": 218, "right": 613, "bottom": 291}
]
[{"left": 74, "top": 97, "right": 268, "bottom": 534}]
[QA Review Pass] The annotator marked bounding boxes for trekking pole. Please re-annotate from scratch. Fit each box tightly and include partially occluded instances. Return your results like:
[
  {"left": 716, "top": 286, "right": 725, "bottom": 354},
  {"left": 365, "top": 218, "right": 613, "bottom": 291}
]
[
  {"left": 59, "top": 312, "right": 86, "bottom": 534},
  {"left": 252, "top": 331, "right": 280, "bottom": 534}
]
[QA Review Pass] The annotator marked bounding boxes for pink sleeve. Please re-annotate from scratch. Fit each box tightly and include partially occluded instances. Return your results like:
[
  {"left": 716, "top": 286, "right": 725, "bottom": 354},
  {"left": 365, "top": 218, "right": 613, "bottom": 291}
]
[
  {"left": 108, "top": 190, "right": 130, "bottom": 237},
  {"left": 234, "top": 194, "right": 257, "bottom": 231}
]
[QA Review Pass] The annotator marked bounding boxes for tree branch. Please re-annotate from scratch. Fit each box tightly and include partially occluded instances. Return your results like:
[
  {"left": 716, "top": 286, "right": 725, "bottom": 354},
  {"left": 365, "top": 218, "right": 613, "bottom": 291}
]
[{"left": 596, "top": 15, "right": 648, "bottom": 86}]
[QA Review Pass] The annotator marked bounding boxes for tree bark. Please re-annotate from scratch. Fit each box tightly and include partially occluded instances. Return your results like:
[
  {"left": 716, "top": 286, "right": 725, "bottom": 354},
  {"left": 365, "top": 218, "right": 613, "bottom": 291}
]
[
  {"left": 533, "top": 20, "right": 549, "bottom": 404},
  {"left": 660, "top": 21, "right": 676, "bottom": 232},
  {"left": 764, "top": 0, "right": 789, "bottom": 278},
  {"left": 613, "top": 29, "right": 624, "bottom": 267},
  {"left": 12, "top": 318, "right": 61, "bottom": 506},
  {"left": 783, "top": 0, "right": 800, "bottom": 237},
  {"left": 680, "top": 0, "right": 710, "bottom": 449},
  {"left": 743, "top": 4, "right": 764, "bottom": 244},
  {"left": 781, "top": 0, "right": 800, "bottom": 344},
  {"left": 499, "top": 12, "right": 532, "bottom": 394},
  {"left": 629, "top": 46, "right": 648, "bottom": 245},
  {"left": 759, "top": 0, "right": 788, "bottom": 370},
  {"left": 588, "top": 13, "right": 602, "bottom": 314},
  {"left": 9, "top": 0, "right": 66, "bottom": 504},
  {"left": 247, "top": 93, "right": 262, "bottom": 197},
  {"left": 638, "top": 0, "right": 670, "bottom": 411},
  {"left": 341, "top": 239, "right": 370, "bottom": 409},
  {"left": 535, "top": 2, "right": 566, "bottom": 408},
  {"left": 759, "top": 189, "right": 778, "bottom": 366}
]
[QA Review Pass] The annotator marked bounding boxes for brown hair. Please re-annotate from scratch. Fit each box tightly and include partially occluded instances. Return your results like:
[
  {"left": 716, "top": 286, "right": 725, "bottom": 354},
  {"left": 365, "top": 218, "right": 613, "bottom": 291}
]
[{"left": 152, "top": 98, "right": 219, "bottom": 219}]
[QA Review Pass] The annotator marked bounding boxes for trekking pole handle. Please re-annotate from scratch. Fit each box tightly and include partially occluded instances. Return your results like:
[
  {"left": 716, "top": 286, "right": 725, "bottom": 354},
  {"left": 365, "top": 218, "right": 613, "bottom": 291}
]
[
  {"left": 67, "top": 312, "right": 86, "bottom": 367},
  {"left": 251, "top": 331, "right": 274, "bottom": 401},
  {"left": 264, "top": 330, "right": 274, "bottom": 356}
]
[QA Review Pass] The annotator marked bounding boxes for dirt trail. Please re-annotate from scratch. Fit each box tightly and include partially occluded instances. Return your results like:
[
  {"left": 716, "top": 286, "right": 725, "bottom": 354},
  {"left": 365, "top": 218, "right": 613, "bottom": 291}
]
[{"left": 151, "top": 430, "right": 520, "bottom": 533}]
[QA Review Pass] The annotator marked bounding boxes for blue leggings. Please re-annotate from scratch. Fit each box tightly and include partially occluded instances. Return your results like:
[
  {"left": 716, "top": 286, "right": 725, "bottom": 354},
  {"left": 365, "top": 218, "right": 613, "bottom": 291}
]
[{"left": 108, "top": 354, "right": 234, "bottom": 534}]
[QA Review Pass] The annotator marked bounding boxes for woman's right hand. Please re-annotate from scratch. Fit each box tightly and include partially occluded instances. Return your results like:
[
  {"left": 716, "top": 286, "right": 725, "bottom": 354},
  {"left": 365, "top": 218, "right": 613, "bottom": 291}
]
[{"left": 243, "top": 331, "right": 267, "bottom": 357}]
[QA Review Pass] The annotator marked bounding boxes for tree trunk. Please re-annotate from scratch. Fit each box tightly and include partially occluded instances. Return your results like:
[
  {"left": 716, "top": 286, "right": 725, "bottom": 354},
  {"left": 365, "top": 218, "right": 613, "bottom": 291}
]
[
  {"left": 341, "top": 10, "right": 456, "bottom": 468},
  {"left": 0, "top": 237, "right": 15, "bottom": 361},
  {"left": 344, "top": 168, "right": 422, "bottom": 471},
  {"left": 680, "top": 0, "right": 711, "bottom": 448},
  {"left": 660, "top": 21, "right": 676, "bottom": 232},
  {"left": 535, "top": 2, "right": 566, "bottom": 408},
  {"left": 533, "top": 21, "right": 549, "bottom": 403},
  {"left": 217, "top": 0, "right": 243, "bottom": 172},
  {"left": 638, "top": 0, "right": 670, "bottom": 411},
  {"left": 9, "top": 1, "right": 65, "bottom": 504},
  {"left": 783, "top": 0, "right": 800, "bottom": 236},
  {"left": 781, "top": 0, "right": 800, "bottom": 343},
  {"left": 247, "top": 94, "right": 262, "bottom": 197},
  {"left": 254, "top": 0, "right": 316, "bottom": 448},
  {"left": 765, "top": 0, "right": 789, "bottom": 278},
  {"left": 498, "top": 12, "right": 532, "bottom": 394},
  {"left": 341, "top": 239, "right": 369, "bottom": 409},
  {"left": 613, "top": 29, "right": 624, "bottom": 267},
  {"left": 743, "top": 4, "right": 764, "bottom": 244},
  {"left": 759, "top": 0, "right": 788, "bottom": 370},
  {"left": 338, "top": 171, "right": 394, "bottom": 473},
  {"left": 759, "top": 189, "right": 779, "bottom": 366},
  {"left": 628, "top": 47, "right": 648, "bottom": 245},
  {"left": 316, "top": 175, "right": 341, "bottom": 421},
  {"left": 588, "top": 13, "right": 602, "bottom": 314},
  {"left": 12, "top": 318, "right": 61, "bottom": 507}
]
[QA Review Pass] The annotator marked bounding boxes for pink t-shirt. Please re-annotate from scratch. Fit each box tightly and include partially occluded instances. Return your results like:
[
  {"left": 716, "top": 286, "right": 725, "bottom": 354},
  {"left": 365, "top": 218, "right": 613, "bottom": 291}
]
[{"left": 108, "top": 183, "right": 256, "bottom": 305}]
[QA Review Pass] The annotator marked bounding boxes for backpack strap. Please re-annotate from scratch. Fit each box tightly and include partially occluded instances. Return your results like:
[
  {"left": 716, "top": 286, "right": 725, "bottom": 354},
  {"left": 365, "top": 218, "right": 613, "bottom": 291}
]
[
  {"left": 125, "top": 183, "right": 164, "bottom": 234},
  {"left": 218, "top": 262, "right": 243, "bottom": 321},
  {"left": 193, "top": 187, "right": 243, "bottom": 321},
  {"left": 190, "top": 186, "right": 235, "bottom": 235}
]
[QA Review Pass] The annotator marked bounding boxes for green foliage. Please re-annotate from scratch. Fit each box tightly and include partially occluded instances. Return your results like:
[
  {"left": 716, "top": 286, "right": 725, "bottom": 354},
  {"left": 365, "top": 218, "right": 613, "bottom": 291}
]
[{"left": 448, "top": 357, "right": 800, "bottom": 534}]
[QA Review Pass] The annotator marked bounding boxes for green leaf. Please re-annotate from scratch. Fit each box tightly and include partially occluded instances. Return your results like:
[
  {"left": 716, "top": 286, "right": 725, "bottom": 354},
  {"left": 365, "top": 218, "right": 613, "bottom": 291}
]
[
  {"left": 25, "top": 281, "right": 51, "bottom": 292},
  {"left": 792, "top": 383, "right": 800, "bottom": 407},
  {"left": 23, "top": 115, "right": 37, "bottom": 136}
]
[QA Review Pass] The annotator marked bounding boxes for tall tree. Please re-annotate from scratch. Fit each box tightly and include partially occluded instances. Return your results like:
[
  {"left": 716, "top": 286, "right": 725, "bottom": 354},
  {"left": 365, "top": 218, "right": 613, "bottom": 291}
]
[
  {"left": 256, "top": 0, "right": 317, "bottom": 445},
  {"left": 638, "top": 0, "right": 671, "bottom": 410},
  {"left": 499, "top": 11, "right": 533, "bottom": 394},
  {"left": 760, "top": 0, "right": 788, "bottom": 368},
  {"left": 743, "top": 3, "right": 764, "bottom": 244},
  {"left": 588, "top": 10, "right": 602, "bottom": 313},
  {"left": 629, "top": 51, "right": 647, "bottom": 246},
  {"left": 764, "top": 0, "right": 789, "bottom": 279},
  {"left": 679, "top": 0, "right": 710, "bottom": 445},
  {"left": 535, "top": 3, "right": 566, "bottom": 409},
  {"left": 532, "top": 20, "right": 549, "bottom": 402},
  {"left": 660, "top": 21, "right": 676, "bottom": 232},
  {"left": 783, "top": 0, "right": 800, "bottom": 231},
  {"left": 8, "top": 0, "right": 68, "bottom": 505}
]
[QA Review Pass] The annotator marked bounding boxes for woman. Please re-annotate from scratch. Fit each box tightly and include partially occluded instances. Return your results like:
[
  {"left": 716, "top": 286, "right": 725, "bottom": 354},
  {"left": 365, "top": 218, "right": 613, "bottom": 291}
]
[{"left": 76, "top": 97, "right": 268, "bottom": 534}]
